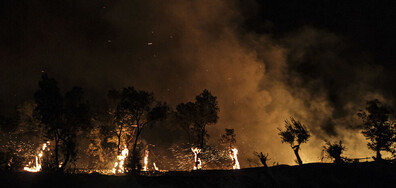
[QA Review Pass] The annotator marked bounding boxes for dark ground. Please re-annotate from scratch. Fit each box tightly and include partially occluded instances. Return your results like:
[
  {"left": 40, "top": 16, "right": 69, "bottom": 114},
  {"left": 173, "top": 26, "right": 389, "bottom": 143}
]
[{"left": 2, "top": 162, "right": 396, "bottom": 188}]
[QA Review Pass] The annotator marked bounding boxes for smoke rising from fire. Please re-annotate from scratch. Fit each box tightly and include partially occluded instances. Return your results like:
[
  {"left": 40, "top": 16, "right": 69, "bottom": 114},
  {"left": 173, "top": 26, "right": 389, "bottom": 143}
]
[{"left": 1, "top": 0, "right": 395, "bottom": 166}]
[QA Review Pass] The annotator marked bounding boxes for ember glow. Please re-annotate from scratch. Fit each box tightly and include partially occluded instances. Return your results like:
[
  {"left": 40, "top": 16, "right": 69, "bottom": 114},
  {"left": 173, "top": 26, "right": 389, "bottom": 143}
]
[
  {"left": 23, "top": 142, "right": 49, "bottom": 172},
  {"left": 113, "top": 146, "right": 129, "bottom": 174},
  {"left": 191, "top": 147, "right": 202, "bottom": 170},
  {"left": 230, "top": 148, "right": 240, "bottom": 170}
]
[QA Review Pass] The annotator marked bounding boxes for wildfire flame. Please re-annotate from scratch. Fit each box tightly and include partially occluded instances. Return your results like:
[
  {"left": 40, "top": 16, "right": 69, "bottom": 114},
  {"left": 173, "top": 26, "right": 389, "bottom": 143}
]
[
  {"left": 191, "top": 147, "right": 202, "bottom": 170},
  {"left": 153, "top": 162, "right": 159, "bottom": 171},
  {"left": 23, "top": 142, "right": 49, "bottom": 172},
  {"left": 230, "top": 148, "right": 240, "bottom": 169},
  {"left": 113, "top": 146, "right": 129, "bottom": 174},
  {"left": 23, "top": 142, "right": 241, "bottom": 173},
  {"left": 143, "top": 149, "right": 149, "bottom": 171}
]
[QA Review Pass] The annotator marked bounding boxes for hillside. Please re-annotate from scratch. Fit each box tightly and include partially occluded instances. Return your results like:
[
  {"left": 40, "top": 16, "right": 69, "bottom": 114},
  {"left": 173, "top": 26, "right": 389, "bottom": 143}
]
[{"left": 2, "top": 162, "right": 396, "bottom": 188}]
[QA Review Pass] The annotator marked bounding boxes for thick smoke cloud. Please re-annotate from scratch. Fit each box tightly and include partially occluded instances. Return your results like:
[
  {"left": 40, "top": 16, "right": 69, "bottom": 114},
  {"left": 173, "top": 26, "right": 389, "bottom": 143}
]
[{"left": 1, "top": 0, "right": 395, "bottom": 166}]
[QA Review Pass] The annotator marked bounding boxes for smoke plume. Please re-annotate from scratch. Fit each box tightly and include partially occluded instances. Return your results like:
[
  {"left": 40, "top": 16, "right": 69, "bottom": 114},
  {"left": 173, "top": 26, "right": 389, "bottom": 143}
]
[{"left": 1, "top": 0, "right": 395, "bottom": 166}]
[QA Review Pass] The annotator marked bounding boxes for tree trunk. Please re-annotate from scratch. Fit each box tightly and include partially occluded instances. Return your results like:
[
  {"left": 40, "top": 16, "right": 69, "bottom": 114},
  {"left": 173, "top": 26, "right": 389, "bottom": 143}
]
[
  {"left": 200, "top": 126, "right": 205, "bottom": 149},
  {"left": 263, "top": 162, "right": 268, "bottom": 168},
  {"left": 117, "top": 124, "right": 123, "bottom": 155},
  {"left": 113, "top": 124, "right": 123, "bottom": 174},
  {"left": 54, "top": 131, "right": 60, "bottom": 170},
  {"left": 132, "top": 131, "right": 140, "bottom": 159},
  {"left": 258, "top": 152, "right": 268, "bottom": 168},
  {"left": 130, "top": 128, "right": 141, "bottom": 174},
  {"left": 61, "top": 148, "right": 70, "bottom": 172},
  {"left": 293, "top": 145, "right": 303, "bottom": 166},
  {"left": 376, "top": 150, "right": 382, "bottom": 161},
  {"left": 334, "top": 156, "right": 343, "bottom": 164}
]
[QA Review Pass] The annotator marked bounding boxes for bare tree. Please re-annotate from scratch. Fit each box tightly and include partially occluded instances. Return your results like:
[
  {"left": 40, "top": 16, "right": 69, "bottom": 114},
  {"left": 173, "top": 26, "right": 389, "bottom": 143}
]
[
  {"left": 278, "top": 117, "right": 310, "bottom": 166},
  {"left": 256, "top": 152, "right": 270, "bottom": 167}
]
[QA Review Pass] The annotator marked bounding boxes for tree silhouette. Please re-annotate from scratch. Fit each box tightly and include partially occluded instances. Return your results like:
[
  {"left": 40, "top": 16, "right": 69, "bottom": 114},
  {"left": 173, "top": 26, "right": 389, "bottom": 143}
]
[
  {"left": 278, "top": 117, "right": 310, "bottom": 165},
  {"left": 107, "top": 89, "right": 131, "bottom": 157},
  {"left": 34, "top": 74, "right": 64, "bottom": 171},
  {"left": 61, "top": 87, "right": 90, "bottom": 170},
  {"left": 322, "top": 141, "right": 345, "bottom": 164},
  {"left": 195, "top": 90, "right": 219, "bottom": 148},
  {"left": 357, "top": 99, "right": 396, "bottom": 161},
  {"left": 256, "top": 152, "right": 270, "bottom": 167},
  {"left": 175, "top": 89, "right": 219, "bottom": 148},
  {"left": 175, "top": 102, "right": 196, "bottom": 143},
  {"left": 34, "top": 74, "right": 90, "bottom": 172},
  {"left": 114, "top": 87, "right": 169, "bottom": 174}
]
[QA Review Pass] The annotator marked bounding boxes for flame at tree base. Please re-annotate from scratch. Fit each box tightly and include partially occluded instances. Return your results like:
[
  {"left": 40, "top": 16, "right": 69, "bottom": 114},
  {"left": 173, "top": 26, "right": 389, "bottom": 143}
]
[
  {"left": 23, "top": 142, "right": 49, "bottom": 172},
  {"left": 143, "top": 149, "right": 149, "bottom": 171},
  {"left": 113, "top": 146, "right": 129, "bottom": 174},
  {"left": 23, "top": 143, "right": 241, "bottom": 174},
  {"left": 191, "top": 147, "right": 202, "bottom": 170},
  {"left": 230, "top": 148, "right": 240, "bottom": 170}
]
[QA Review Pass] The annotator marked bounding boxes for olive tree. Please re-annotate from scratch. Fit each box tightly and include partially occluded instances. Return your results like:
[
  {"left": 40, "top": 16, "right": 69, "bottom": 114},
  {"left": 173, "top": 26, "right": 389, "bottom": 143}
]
[{"left": 278, "top": 117, "right": 310, "bottom": 166}]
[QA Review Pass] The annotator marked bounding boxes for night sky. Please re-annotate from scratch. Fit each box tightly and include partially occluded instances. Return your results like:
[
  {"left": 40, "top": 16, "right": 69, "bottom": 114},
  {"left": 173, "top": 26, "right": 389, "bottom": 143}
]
[{"left": 1, "top": 0, "right": 395, "bottom": 165}]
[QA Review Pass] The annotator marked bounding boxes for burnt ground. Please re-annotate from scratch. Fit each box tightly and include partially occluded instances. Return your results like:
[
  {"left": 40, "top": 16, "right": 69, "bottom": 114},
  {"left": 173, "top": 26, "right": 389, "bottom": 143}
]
[{"left": 1, "top": 162, "right": 396, "bottom": 188}]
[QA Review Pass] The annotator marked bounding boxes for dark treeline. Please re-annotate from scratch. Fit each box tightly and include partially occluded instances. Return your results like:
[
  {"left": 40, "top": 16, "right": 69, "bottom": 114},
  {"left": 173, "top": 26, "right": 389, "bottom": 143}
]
[
  {"left": 0, "top": 74, "right": 224, "bottom": 173},
  {"left": 1, "top": 74, "right": 396, "bottom": 174}
]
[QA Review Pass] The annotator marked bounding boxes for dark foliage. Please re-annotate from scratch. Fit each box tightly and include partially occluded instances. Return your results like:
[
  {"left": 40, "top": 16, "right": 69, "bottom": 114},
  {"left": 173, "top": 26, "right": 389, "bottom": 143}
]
[
  {"left": 175, "top": 89, "right": 219, "bottom": 148},
  {"left": 322, "top": 141, "right": 346, "bottom": 164},
  {"left": 113, "top": 86, "right": 169, "bottom": 174},
  {"left": 34, "top": 74, "right": 90, "bottom": 172},
  {"left": 358, "top": 99, "right": 396, "bottom": 160},
  {"left": 125, "top": 145, "right": 142, "bottom": 176},
  {"left": 278, "top": 117, "right": 310, "bottom": 165}
]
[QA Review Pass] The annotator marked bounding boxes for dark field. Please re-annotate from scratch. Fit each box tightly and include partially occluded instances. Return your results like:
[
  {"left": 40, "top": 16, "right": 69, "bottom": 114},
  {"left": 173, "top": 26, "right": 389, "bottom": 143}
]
[{"left": 2, "top": 162, "right": 396, "bottom": 188}]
